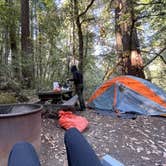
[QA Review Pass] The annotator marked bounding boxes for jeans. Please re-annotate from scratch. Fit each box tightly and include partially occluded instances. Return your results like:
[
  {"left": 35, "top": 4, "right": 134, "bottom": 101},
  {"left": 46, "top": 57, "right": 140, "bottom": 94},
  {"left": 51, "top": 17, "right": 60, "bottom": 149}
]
[
  {"left": 8, "top": 128, "right": 102, "bottom": 166},
  {"left": 8, "top": 142, "right": 40, "bottom": 166},
  {"left": 64, "top": 128, "right": 102, "bottom": 166}
]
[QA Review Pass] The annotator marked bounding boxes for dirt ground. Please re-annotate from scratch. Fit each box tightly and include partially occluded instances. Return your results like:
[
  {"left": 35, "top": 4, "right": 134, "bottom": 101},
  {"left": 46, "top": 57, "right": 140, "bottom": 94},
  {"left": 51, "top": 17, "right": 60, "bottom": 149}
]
[{"left": 40, "top": 110, "right": 166, "bottom": 166}]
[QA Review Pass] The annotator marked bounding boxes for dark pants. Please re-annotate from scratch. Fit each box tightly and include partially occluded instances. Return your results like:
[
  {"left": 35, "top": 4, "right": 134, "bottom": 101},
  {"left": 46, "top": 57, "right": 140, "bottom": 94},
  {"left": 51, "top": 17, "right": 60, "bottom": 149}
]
[
  {"left": 64, "top": 128, "right": 102, "bottom": 166},
  {"left": 8, "top": 128, "right": 102, "bottom": 166},
  {"left": 75, "top": 84, "right": 86, "bottom": 110},
  {"left": 8, "top": 142, "right": 41, "bottom": 166}
]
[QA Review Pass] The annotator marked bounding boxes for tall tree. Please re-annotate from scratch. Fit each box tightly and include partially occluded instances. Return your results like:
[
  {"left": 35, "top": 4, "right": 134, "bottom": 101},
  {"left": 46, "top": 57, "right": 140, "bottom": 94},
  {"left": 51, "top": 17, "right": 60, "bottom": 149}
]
[
  {"left": 114, "top": 0, "right": 145, "bottom": 78},
  {"left": 9, "top": 0, "right": 20, "bottom": 80},
  {"left": 73, "top": 0, "right": 95, "bottom": 74},
  {"left": 21, "top": 0, "right": 33, "bottom": 87}
]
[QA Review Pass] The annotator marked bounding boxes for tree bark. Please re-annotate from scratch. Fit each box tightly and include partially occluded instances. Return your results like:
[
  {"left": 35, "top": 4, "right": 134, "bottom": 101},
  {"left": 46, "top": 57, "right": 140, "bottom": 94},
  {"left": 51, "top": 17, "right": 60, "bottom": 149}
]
[
  {"left": 115, "top": 0, "right": 123, "bottom": 74},
  {"left": 73, "top": 0, "right": 83, "bottom": 73},
  {"left": 115, "top": 0, "right": 145, "bottom": 78},
  {"left": 72, "top": 0, "right": 76, "bottom": 65},
  {"left": 73, "top": 0, "right": 95, "bottom": 74},
  {"left": 4, "top": 26, "right": 9, "bottom": 66},
  {"left": 9, "top": 0, "right": 20, "bottom": 80},
  {"left": 21, "top": 0, "right": 33, "bottom": 87}
]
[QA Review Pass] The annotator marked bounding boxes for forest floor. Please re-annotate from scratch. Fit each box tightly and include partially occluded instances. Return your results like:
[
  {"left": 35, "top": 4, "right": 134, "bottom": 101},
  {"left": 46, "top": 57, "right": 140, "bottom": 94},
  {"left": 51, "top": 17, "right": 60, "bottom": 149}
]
[{"left": 40, "top": 109, "right": 166, "bottom": 166}]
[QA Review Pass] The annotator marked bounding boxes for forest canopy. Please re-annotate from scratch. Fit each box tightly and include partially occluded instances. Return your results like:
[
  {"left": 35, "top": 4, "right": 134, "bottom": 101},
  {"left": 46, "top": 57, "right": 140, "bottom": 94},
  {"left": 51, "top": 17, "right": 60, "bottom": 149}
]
[{"left": 0, "top": 0, "right": 166, "bottom": 98}]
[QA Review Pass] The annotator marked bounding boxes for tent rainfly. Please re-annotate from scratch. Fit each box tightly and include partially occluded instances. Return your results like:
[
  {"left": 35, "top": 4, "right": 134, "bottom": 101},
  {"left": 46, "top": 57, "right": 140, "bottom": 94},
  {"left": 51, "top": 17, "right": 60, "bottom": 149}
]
[{"left": 88, "top": 76, "right": 166, "bottom": 116}]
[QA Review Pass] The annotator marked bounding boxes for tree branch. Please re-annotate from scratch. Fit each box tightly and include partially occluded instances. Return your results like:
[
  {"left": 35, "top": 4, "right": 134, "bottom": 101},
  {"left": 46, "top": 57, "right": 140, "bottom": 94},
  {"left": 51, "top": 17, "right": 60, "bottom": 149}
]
[
  {"left": 78, "top": 0, "right": 95, "bottom": 18},
  {"left": 160, "top": 55, "right": 166, "bottom": 64},
  {"left": 80, "top": 17, "right": 95, "bottom": 25},
  {"left": 137, "top": 12, "right": 166, "bottom": 20},
  {"left": 103, "top": 59, "right": 122, "bottom": 81},
  {"left": 143, "top": 47, "right": 166, "bottom": 68},
  {"left": 134, "top": 1, "right": 162, "bottom": 6}
]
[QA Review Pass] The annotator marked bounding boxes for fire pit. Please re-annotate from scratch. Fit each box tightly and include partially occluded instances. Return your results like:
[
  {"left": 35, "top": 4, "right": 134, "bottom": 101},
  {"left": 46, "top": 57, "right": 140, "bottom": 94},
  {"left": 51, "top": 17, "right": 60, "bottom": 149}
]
[{"left": 0, "top": 104, "right": 42, "bottom": 166}]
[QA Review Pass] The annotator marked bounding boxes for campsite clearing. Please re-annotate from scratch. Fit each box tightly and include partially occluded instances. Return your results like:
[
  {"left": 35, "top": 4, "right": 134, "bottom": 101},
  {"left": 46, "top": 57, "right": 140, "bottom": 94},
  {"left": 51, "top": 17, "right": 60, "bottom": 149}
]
[{"left": 40, "top": 110, "right": 166, "bottom": 166}]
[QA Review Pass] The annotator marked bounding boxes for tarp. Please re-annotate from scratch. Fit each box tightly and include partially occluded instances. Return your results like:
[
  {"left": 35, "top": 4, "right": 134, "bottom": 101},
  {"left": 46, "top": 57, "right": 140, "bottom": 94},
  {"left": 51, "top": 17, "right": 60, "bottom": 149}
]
[{"left": 88, "top": 75, "right": 166, "bottom": 116}]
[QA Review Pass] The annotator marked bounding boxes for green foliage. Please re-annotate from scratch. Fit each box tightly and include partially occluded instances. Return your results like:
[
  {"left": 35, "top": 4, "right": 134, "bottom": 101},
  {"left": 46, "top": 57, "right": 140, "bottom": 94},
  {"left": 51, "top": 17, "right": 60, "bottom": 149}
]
[
  {"left": 132, "top": 0, "right": 166, "bottom": 89},
  {"left": 145, "top": 57, "right": 166, "bottom": 91},
  {"left": 0, "top": 93, "right": 16, "bottom": 104},
  {"left": 84, "top": 62, "right": 104, "bottom": 99},
  {"left": 135, "top": 0, "right": 166, "bottom": 48},
  {"left": 0, "top": 0, "right": 165, "bottom": 94}
]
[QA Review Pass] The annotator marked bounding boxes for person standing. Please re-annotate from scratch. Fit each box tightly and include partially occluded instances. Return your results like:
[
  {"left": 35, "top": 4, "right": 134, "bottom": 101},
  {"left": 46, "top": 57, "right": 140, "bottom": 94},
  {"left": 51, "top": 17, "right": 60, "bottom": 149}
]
[{"left": 69, "top": 65, "right": 86, "bottom": 111}]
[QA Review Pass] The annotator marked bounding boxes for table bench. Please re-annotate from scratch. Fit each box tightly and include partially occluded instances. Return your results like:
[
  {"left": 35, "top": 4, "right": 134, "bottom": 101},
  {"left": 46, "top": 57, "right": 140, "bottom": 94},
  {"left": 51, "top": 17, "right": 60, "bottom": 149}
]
[
  {"left": 41, "top": 95, "right": 79, "bottom": 118},
  {"left": 38, "top": 90, "right": 73, "bottom": 104}
]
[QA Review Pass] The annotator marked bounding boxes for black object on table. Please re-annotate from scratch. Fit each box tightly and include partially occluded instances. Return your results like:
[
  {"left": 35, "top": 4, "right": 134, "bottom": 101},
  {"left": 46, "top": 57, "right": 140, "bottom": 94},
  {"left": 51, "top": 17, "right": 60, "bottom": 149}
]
[{"left": 37, "top": 90, "right": 73, "bottom": 104}]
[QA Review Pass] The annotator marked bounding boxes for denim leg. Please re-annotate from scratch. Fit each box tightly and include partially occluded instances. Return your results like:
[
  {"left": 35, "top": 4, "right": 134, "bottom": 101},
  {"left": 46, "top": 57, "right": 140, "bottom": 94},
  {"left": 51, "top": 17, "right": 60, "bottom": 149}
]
[
  {"left": 64, "top": 128, "right": 102, "bottom": 166},
  {"left": 8, "top": 142, "right": 41, "bottom": 166}
]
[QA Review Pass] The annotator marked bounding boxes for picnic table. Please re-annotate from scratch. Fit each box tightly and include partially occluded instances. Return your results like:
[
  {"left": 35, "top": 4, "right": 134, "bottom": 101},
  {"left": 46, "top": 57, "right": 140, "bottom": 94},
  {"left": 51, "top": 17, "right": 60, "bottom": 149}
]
[{"left": 38, "top": 90, "right": 73, "bottom": 104}]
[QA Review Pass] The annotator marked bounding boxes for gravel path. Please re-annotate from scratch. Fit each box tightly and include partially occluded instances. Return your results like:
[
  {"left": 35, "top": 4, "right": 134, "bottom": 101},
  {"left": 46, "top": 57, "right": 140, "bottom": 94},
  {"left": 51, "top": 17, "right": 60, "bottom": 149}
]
[{"left": 40, "top": 110, "right": 166, "bottom": 166}]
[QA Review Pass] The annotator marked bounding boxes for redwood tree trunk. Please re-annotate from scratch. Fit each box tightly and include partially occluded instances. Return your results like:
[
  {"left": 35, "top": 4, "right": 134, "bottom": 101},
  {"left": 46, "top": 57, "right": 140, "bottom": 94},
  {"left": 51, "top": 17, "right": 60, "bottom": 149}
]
[
  {"left": 21, "top": 0, "right": 30, "bottom": 54},
  {"left": 73, "top": 0, "right": 84, "bottom": 74},
  {"left": 76, "top": 18, "right": 84, "bottom": 74},
  {"left": 10, "top": 26, "right": 19, "bottom": 80},
  {"left": 115, "top": 0, "right": 145, "bottom": 78},
  {"left": 21, "top": 0, "right": 33, "bottom": 87},
  {"left": 115, "top": 0, "right": 123, "bottom": 74},
  {"left": 9, "top": 0, "right": 19, "bottom": 80}
]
